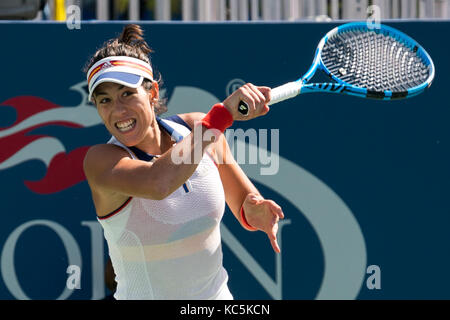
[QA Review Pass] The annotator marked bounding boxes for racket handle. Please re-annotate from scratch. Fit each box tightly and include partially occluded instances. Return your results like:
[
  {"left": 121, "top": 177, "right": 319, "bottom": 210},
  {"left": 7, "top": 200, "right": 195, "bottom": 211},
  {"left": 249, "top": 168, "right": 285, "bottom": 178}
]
[
  {"left": 236, "top": 81, "right": 302, "bottom": 115},
  {"left": 269, "top": 82, "right": 303, "bottom": 105}
]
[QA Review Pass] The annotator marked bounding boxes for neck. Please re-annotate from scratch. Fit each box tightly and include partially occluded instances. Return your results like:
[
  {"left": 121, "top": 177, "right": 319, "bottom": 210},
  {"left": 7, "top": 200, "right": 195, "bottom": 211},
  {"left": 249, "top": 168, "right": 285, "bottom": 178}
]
[{"left": 134, "top": 117, "right": 172, "bottom": 155}]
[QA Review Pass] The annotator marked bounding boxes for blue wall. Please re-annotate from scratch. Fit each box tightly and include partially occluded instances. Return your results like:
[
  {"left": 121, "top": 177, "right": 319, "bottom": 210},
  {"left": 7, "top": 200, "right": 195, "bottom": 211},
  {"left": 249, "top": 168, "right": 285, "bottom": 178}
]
[{"left": 0, "top": 20, "right": 449, "bottom": 300}]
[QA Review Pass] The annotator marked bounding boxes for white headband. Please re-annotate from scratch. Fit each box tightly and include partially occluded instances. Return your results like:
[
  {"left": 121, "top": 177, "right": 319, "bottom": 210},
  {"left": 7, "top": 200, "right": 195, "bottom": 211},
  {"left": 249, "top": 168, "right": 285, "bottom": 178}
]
[{"left": 87, "top": 56, "right": 154, "bottom": 101}]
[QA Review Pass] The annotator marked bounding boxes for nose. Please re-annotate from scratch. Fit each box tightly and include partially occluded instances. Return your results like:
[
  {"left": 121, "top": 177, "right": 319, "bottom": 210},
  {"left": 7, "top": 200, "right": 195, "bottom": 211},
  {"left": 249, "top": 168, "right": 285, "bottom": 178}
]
[{"left": 112, "top": 99, "right": 128, "bottom": 116}]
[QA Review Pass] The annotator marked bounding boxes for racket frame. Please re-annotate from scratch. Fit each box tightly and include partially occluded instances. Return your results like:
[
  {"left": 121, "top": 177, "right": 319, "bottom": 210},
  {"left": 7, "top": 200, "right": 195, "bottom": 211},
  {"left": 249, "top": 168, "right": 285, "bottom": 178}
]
[{"left": 270, "top": 22, "right": 435, "bottom": 104}]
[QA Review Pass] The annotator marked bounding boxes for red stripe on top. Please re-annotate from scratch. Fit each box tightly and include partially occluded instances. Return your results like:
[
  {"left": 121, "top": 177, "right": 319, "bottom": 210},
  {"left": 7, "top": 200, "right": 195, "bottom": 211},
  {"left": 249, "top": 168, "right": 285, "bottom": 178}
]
[
  {"left": 111, "top": 61, "right": 153, "bottom": 77},
  {"left": 88, "top": 60, "right": 153, "bottom": 85},
  {"left": 98, "top": 197, "right": 133, "bottom": 220}
]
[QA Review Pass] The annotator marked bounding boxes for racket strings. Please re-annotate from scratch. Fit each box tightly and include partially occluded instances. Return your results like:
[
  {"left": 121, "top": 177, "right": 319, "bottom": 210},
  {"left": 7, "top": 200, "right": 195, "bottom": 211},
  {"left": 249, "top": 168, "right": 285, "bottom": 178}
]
[{"left": 322, "top": 29, "right": 430, "bottom": 93}]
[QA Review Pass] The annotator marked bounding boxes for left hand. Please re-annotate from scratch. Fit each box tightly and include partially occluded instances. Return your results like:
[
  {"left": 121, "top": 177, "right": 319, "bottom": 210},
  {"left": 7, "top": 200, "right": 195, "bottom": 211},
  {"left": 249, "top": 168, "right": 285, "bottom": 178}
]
[{"left": 242, "top": 193, "right": 285, "bottom": 253}]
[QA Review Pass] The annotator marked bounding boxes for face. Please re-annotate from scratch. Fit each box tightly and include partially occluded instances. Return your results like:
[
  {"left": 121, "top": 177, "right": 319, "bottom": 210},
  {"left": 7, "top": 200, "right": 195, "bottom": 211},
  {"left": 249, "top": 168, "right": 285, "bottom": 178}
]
[{"left": 93, "top": 82, "right": 156, "bottom": 147}]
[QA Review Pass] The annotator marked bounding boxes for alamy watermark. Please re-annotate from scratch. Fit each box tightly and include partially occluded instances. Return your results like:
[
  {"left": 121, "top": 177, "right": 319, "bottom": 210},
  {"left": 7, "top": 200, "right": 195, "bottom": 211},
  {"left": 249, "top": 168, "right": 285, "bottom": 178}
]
[
  {"left": 66, "top": 265, "right": 81, "bottom": 290},
  {"left": 366, "top": 264, "right": 381, "bottom": 290},
  {"left": 367, "top": 5, "right": 381, "bottom": 30},
  {"left": 225, "top": 128, "right": 279, "bottom": 176},
  {"left": 66, "top": 5, "right": 81, "bottom": 30},
  {"left": 170, "top": 124, "right": 280, "bottom": 176}
]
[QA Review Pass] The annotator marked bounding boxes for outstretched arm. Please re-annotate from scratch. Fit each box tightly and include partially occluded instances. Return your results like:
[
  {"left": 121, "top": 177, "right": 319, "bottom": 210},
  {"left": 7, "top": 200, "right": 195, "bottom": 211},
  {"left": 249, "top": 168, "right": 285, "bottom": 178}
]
[
  {"left": 215, "top": 134, "right": 285, "bottom": 253},
  {"left": 180, "top": 84, "right": 285, "bottom": 253},
  {"left": 84, "top": 83, "right": 272, "bottom": 203}
]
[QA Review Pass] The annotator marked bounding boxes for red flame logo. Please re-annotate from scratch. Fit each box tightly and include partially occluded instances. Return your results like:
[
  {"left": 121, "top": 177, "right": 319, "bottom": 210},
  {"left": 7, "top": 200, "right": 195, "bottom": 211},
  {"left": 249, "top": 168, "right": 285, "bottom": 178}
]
[{"left": 0, "top": 95, "right": 97, "bottom": 194}]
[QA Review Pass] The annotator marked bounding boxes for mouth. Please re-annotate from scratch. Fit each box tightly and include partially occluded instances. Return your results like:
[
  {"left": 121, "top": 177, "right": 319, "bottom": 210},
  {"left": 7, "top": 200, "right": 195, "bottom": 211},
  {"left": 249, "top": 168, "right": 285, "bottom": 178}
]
[{"left": 115, "top": 118, "right": 137, "bottom": 133}]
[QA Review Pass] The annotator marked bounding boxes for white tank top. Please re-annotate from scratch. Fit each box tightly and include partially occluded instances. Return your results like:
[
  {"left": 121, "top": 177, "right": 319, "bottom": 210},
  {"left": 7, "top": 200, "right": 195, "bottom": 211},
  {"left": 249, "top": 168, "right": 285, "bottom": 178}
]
[{"left": 98, "top": 116, "right": 232, "bottom": 300}]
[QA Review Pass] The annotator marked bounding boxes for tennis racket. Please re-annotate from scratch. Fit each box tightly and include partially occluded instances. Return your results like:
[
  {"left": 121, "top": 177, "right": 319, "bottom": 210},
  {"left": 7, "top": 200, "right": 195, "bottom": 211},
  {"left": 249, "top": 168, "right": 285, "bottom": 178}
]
[{"left": 238, "top": 22, "right": 435, "bottom": 115}]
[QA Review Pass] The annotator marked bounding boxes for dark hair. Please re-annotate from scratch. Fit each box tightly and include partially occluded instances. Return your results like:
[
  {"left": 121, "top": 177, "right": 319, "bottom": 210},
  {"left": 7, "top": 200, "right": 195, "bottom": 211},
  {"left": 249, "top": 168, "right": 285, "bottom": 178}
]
[{"left": 84, "top": 24, "right": 167, "bottom": 115}]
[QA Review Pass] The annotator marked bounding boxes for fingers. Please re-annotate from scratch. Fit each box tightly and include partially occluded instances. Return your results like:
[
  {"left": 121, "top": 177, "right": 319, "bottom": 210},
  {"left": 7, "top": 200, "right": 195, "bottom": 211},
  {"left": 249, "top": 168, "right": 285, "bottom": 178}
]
[
  {"left": 270, "top": 237, "right": 281, "bottom": 253},
  {"left": 246, "top": 84, "right": 270, "bottom": 116},
  {"left": 240, "top": 84, "right": 266, "bottom": 116},
  {"left": 222, "top": 83, "right": 272, "bottom": 121},
  {"left": 247, "top": 83, "right": 268, "bottom": 105},
  {"left": 260, "top": 200, "right": 282, "bottom": 253},
  {"left": 243, "top": 193, "right": 284, "bottom": 253},
  {"left": 253, "top": 197, "right": 284, "bottom": 220},
  {"left": 268, "top": 199, "right": 284, "bottom": 219},
  {"left": 257, "top": 86, "right": 272, "bottom": 104},
  {"left": 266, "top": 202, "right": 283, "bottom": 253},
  {"left": 249, "top": 84, "right": 271, "bottom": 116},
  {"left": 269, "top": 223, "right": 281, "bottom": 253}
]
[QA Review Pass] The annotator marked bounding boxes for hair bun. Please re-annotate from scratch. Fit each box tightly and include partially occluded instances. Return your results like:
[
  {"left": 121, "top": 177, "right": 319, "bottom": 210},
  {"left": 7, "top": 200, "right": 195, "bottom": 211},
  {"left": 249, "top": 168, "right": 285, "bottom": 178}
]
[{"left": 118, "top": 24, "right": 152, "bottom": 55}]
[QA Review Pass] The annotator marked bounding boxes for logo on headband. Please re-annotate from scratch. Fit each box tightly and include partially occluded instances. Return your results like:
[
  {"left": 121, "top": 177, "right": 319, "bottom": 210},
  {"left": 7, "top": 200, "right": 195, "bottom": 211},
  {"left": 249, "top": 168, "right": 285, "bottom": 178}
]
[
  {"left": 87, "top": 57, "right": 154, "bottom": 90},
  {"left": 100, "top": 61, "right": 113, "bottom": 70}
]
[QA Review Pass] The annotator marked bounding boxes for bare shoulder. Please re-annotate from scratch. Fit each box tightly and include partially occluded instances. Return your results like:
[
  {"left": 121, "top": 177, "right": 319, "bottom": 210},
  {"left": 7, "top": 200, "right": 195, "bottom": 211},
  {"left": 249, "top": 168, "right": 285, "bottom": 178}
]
[
  {"left": 83, "top": 143, "right": 131, "bottom": 180},
  {"left": 83, "top": 143, "right": 134, "bottom": 217},
  {"left": 176, "top": 112, "right": 206, "bottom": 129}
]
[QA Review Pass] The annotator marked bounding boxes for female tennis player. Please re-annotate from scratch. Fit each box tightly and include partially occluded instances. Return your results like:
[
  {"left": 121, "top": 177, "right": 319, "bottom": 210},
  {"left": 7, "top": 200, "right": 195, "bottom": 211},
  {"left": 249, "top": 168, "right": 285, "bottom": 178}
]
[{"left": 83, "top": 24, "right": 284, "bottom": 300}]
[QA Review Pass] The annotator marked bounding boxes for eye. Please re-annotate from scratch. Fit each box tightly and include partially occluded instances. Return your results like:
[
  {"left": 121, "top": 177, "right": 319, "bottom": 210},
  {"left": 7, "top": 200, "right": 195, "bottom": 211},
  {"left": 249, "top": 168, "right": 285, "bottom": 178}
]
[
  {"left": 123, "top": 91, "right": 135, "bottom": 97},
  {"left": 99, "top": 97, "right": 111, "bottom": 104}
]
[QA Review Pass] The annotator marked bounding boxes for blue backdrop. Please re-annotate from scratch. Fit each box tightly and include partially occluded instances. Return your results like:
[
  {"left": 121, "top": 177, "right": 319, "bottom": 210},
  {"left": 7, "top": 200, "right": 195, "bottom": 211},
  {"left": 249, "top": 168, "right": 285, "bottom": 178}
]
[{"left": 0, "top": 20, "right": 449, "bottom": 300}]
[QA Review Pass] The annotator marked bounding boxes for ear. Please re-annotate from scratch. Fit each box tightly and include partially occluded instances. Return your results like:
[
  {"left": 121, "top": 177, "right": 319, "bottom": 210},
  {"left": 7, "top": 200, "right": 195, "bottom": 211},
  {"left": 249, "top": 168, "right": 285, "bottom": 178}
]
[{"left": 149, "top": 82, "right": 159, "bottom": 103}]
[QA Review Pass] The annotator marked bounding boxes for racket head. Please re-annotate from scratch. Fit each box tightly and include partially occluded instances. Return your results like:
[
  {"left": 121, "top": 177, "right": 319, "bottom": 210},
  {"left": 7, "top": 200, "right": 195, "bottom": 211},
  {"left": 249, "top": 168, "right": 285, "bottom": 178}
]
[{"left": 312, "top": 22, "right": 435, "bottom": 100}]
